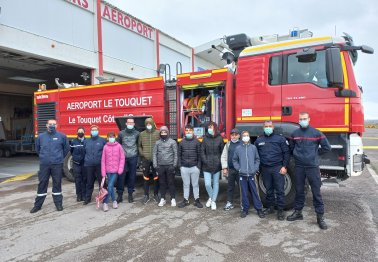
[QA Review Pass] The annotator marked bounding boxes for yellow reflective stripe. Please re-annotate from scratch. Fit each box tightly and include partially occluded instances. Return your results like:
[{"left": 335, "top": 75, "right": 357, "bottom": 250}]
[
  {"left": 242, "top": 36, "right": 332, "bottom": 54},
  {"left": 34, "top": 77, "right": 163, "bottom": 94},
  {"left": 317, "top": 128, "right": 349, "bottom": 132},
  {"left": 340, "top": 52, "right": 350, "bottom": 127},
  {"left": 239, "top": 116, "right": 282, "bottom": 121},
  {"left": 177, "top": 74, "right": 190, "bottom": 78},
  {"left": 212, "top": 68, "right": 228, "bottom": 73},
  {"left": 190, "top": 73, "right": 212, "bottom": 79}
]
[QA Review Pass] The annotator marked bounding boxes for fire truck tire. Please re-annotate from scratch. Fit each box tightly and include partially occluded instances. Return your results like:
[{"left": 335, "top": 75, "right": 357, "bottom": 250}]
[
  {"left": 0, "top": 149, "right": 3, "bottom": 157},
  {"left": 258, "top": 161, "right": 297, "bottom": 210},
  {"left": 4, "top": 149, "right": 11, "bottom": 158},
  {"left": 63, "top": 152, "right": 75, "bottom": 182}
]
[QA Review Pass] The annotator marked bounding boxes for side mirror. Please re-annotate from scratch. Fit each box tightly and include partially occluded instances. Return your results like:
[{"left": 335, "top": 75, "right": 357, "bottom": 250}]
[
  {"left": 326, "top": 47, "right": 343, "bottom": 88},
  {"left": 296, "top": 48, "right": 317, "bottom": 62},
  {"left": 361, "top": 45, "right": 374, "bottom": 54}
]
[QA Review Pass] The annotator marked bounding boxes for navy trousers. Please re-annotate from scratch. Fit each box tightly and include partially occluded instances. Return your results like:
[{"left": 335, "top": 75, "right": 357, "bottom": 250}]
[
  {"left": 73, "top": 162, "right": 86, "bottom": 198},
  {"left": 117, "top": 156, "right": 138, "bottom": 195},
  {"left": 34, "top": 164, "right": 63, "bottom": 208},
  {"left": 261, "top": 165, "right": 285, "bottom": 210},
  {"left": 240, "top": 175, "right": 263, "bottom": 212},
  {"left": 85, "top": 164, "right": 102, "bottom": 202},
  {"left": 294, "top": 166, "right": 324, "bottom": 214}
]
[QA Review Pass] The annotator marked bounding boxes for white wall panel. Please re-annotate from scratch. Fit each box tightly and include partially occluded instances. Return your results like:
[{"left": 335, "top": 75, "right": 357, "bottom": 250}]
[
  {"left": 160, "top": 45, "right": 191, "bottom": 74},
  {"left": 0, "top": 0, "right": 95, "bottom": 51},
  {"left": 102, "top": 20, "right": 155, "bottom": 71}
]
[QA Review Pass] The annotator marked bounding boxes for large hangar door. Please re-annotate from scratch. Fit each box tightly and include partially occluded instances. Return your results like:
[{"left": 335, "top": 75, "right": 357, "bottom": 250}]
[{"left": 0, "top": 49, "right": 91, "bottom": 141}]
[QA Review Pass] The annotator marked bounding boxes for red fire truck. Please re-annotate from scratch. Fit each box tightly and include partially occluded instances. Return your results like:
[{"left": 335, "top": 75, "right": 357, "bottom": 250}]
[{"left": 34, "top": 32, "right": 373, "bottom": 208}]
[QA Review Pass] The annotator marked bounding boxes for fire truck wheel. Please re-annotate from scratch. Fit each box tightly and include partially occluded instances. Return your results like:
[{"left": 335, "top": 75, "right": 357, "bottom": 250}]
[
  {"left": 63, "top": 152, "right": 75, "bottom": 182},
  {"left": 4, "top": 149, "right": 11, "bottom": 158},
  {"left": 0, "top": 149, "right": 3, "bottom": 157},
  {"left": 257, "top": 161, "right": 297, "bottom": 210}
]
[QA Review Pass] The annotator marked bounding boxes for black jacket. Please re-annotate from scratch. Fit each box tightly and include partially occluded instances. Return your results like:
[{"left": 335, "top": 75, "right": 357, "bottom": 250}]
[
  {"left": 178, "top": 137, "right": 201, "bottom": 169},
  {"left": 255, "top": 133, "right": 290, "bottom": 167},
  {"left": 201, "top": 133, "right": 224, "bottom": 174},
  {"left": 290, "top": 126, "right": 331, "bottom": 167},
  {"left": 35, "top": 131, "right": 69, "bottom": 165},
  {"left": 70, "top": 138, "right": 86, "bottom": 164},
  {"left": 84, "top": 136, "right": 106, "bottom": 167}
]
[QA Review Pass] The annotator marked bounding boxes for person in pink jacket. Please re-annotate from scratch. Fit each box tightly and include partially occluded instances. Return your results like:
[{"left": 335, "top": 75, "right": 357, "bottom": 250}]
[{"left": 101, "top": 131, "right": 125, "bottom": 212}]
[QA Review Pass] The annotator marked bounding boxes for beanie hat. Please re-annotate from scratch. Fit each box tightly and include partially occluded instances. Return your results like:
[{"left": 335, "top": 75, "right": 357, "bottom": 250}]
[{"left": 160, "top": 126, "right": 169, "bottom": 133}]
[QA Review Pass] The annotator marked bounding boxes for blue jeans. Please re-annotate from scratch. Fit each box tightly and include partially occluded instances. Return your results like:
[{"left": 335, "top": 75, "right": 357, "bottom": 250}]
[
  {"left": 204, "top": 171, "right": 220, "bottom": 202},
  {"left": 104, "top": 173, "right": 118, "bottom": 203}
]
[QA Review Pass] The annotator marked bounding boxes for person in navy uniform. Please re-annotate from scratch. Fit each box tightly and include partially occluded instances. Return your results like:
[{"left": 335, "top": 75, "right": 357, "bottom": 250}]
[
  {"left": 255, "top": 120, "right": 290, "bottom": 220},
  {"left": 70, "top": 126, "right": 86, "bottom": 202},
  {"left": 83, "top": 125, "right": 107, "bottom": 205},
  {"left": 287, "top": 112, "right": 331, "bottom": 230},
  {"left": 30, "top": 119, "right": 69, "bottom": 213}
]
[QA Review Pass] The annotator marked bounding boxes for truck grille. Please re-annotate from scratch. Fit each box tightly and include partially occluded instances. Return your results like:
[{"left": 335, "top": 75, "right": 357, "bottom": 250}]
[{"left": 36, "top": 102, "right": 56, "bottom": 134}]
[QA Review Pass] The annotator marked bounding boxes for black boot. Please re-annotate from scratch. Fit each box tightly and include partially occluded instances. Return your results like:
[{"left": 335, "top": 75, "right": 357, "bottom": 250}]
[
  {"left": 178, "top": 199, "right": 189, "bottom": 208},
  {"left": 30, "top": 206, "right": 41, "bottom": 213},
  {"left": 264, "top": 206, "right": 275, "bottom": 214},
  {"left": 194, "top": 198, "right": 203, "bottom": 208},
  {"left": 287, "top": 210, "right": 303, "bottom": 221},
  {"left": 117, "top": 193, "right": 123, "bottom": 203},
  {"left": 128, "top": 194, "right": 134, "bottom": 203},
  {"left": 257, "top": 209, "right": 266, "bottom": 218},
  {"left": 277, "top": 210, "right": 285, "bottom": 221},
  {"left": 77, "top": 196, "right": 83, "bottom": 202},
  {"left": 317, "top": 214, "right": 328, "bottom": 230}
]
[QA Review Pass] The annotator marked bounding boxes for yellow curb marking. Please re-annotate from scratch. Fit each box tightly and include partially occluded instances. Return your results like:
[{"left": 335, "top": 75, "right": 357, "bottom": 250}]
[
  {"left": 363, "top": 146, "right": 378, "bottom": 149},
  {"left": 0, "top": 173, "right": 36, "bottom": 184}
]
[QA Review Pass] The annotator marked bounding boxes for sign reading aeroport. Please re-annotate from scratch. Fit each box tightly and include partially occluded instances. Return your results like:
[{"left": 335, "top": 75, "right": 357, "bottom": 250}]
[{"left": 66, "top": 0, "right": 155, "bottom": 39}]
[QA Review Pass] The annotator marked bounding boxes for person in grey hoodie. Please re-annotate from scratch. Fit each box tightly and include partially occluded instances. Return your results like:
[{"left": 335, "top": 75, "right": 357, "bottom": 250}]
[
  {"left": 233, "top": 130, "right": 265, "bottom": 219},
  {"left": 153, "top": 126, "right": 178, "bottom": 207},
  {"left": 117, "top": 118, "right": 140, "bottom": 203}
]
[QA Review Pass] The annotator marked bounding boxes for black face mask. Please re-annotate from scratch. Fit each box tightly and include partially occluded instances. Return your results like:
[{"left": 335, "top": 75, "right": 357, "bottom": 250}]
[
  {"left": 77, "top": 133, "right": 84, "bottom": 138},
  {"left": 160, "top": 134, "right": 168, "bottom": 140}
]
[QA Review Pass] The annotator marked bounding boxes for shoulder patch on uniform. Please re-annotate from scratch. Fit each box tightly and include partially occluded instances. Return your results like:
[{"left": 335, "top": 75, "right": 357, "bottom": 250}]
[
  {"left": 53, "top": 137, "right": 58, "bottom": 140},
  {"left": 286, "top": 140, "right": 289, "bottom": 145},
  {"left": 258, "top": 142, "right": 265, "bottom": 146}
]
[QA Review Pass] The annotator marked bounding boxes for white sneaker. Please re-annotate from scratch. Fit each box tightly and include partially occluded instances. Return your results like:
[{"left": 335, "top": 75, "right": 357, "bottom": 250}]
[
  {"left": 158, "top": 198, "right": 166, "bottom": 207},
  {"left": 171, "top": 198, "right": 176, "bottom": 207},
  {"left": 206, "top": 198, "right": 212, "bottom": 208},
  {"left": 211, "top": 201, "right": 217, "bottom": 210},
  {"left": 103, "top": 203, "right": 109, "bottom": 212},
  {"left": 113, "top": 201, "right": 118, "bottom": 209}
]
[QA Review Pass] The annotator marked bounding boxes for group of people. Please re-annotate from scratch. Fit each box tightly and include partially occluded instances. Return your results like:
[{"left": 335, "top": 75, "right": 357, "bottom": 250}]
[{"left": 30, "top": 112, "right": 331, "bottom": 230}]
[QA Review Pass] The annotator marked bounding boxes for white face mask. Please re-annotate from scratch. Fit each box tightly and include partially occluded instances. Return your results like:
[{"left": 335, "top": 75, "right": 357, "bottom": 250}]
[{"left": 242, "top": 136, "right": 250, "bottom": 143}]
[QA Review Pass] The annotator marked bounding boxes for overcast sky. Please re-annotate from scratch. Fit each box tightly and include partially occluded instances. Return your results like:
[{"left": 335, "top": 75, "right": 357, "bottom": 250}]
[{"left": 107, "top": 0, "right": 378, "bottom": 119}]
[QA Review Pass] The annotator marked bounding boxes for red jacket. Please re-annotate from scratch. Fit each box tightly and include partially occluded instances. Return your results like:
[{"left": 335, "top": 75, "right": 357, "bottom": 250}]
[{"left": 101, "top": 142, "right": 125, "bottom": 177}]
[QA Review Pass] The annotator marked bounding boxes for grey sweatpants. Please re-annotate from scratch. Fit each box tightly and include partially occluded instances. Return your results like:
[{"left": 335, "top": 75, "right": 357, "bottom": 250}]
[{"left": 180, "top": 166, "right": 200, "bottom": 200}]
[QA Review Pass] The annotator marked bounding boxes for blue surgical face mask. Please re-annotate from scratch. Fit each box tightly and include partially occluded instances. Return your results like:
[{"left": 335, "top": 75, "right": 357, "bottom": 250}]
[
  {"left": 264, "top": 127, "right": 273, "bottom": 136},
  {"left": 146, "top": 125, "right": 152, "bottom": 130},
  {"left": 231, "top": 138, "right": 239, "bottom": 143},
  {"left": 299, "top": 119, "right": 309, "bottom": 128},
  {"left": 186, "top": 133, "right": 193, "bottom": 139},
  {"left": 48, "top": 125, "right": 56, "bottom": 132},
  {"left": 91, "top": 130, "right": 99, "bottom": 137},
  {"left": 127, "top": 124, "right": 134, "bottom": 130},
  {"left": 208, "top": 128, "right": 214, "bottom": 135},
  {"left": 109, "top": 137, "right": 115, "bottom": 143}
]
